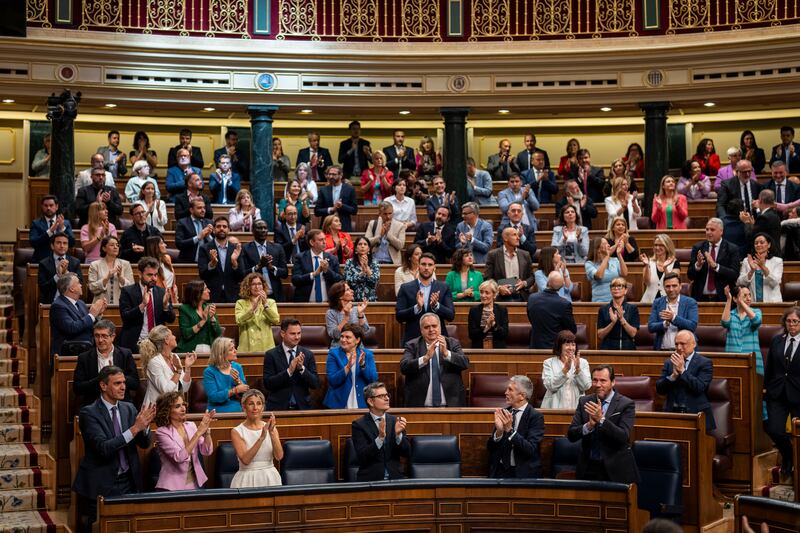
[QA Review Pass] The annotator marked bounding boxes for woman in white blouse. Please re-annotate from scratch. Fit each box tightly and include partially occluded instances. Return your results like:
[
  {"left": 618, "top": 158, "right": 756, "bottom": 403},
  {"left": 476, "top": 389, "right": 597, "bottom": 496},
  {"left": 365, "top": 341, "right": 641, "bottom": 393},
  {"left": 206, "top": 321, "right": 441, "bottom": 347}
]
[
  {"left": 386, "top": 179, "right": 417, "bottom": 230},
  {"left": 540, "top": 330, "right": 591, "bottom": 410},
  {"left": 604, "top": 177, "right": 640, "bottom": 230},
  {"left": 139, "top": 325, "right": 197, "bottom": 406},
  {"left": 393, "top": 244, "right": 435, "bottom": 295},
  {"left": 737, "top": 233, "right": 784, "bottom": 303},
  {"left": 639, "top": 234, "right": 681, "bottom": 304},
  {"left": 136, "top": 181, "right": 167, "bottom": 232},
  {"left": 228, "top": 190, "right": 262, "bottom": 232},
  {"left": 294, "top": 162, "right": 318, "bottom": 203},
  {"left": 87, "top": 235, "right": 134, "bottom": 305}
]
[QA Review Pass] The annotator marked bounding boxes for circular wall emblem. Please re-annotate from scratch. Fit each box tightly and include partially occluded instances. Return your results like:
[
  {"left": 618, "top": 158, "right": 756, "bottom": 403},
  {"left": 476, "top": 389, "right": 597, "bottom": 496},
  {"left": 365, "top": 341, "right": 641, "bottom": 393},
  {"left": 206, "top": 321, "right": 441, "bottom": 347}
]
[
  {"left": 448, "top": 75, "right": 469, "bottom": 93},
  {"left": 57, "top": 65, "right": 77, "bottom": 83},
  {"left": 256, "top": 73, "right": 276, "bottom": 91},
  {"left": 644, "top": 70, "right": 665, "bottom": 88}
]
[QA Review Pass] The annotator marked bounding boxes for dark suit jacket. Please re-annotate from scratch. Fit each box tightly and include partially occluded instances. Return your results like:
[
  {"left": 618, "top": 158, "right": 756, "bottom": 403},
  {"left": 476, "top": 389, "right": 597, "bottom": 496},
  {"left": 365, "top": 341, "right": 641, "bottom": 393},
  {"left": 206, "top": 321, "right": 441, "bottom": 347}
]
[
  {"left": 291, "top": 250, "right": 342, "bottom": 302},
  {"left": 521, "top": 168, "right": 558, "bottom": 204},
  {"left": 400, "top": 336, "right": 469, "bottom": 407},
  {"left": 396, "top": 280, "right": 455, "bottom": 345},
  {"left": 72, "top": 398, "right": 150, "bottom": 498},
  {"left": 75, "top": 184, "right": 123, "bottom": 226},
  {"left": 208, "top": 172, "right": 241, "bottom": 204},
  {"left": 262, "top": 344, "right": 320, "bottom": 410},
  {"left": 414, "top": 222, "right": 456, "bottom": 264},
  {"left": 769, "top": 142, "right": 800, "bottom": 173},
  {"left": 119, "top": 224, "right": 161, "bottom": 264},
  {"left": 273, "top": 222, "right": 310, "bottom": 262},
  {"left": 765, "top": 179, "right": 800, "bottom": 205},
  {"left": 468, "top": 303, "right": 508, "bottom": 349},
  {"left": 526, "top": 288, "right": 576, "bottom": 349},
  {"left": 516, "top": 148, "right": 551, "bottom": 172},
  {"left": 496, "top": 223, "right": 537, "bottom": 257},
  {"left": 338, "top": 138, "right": 371, "bottom": 178},
  {"left": 746, "top": 208, "right": 782, "bottom": 253},
  {"left": 351, "top": 412, "right": 410, "bottom": 481},
  {"left": 296, "top": 147, "right": 333, "bottom": 179},
  {"left": 554, "top": 196, "right": 597, "bottom": 228},
  {"left": 118, "top": 284, "right": 176, "bottom": 352},
  {"left": 568, "top": 166, "right": 606, "bottom": 203},
  {"left": 175, "top": 217, "right": 214, "bottom": 263},
  {"left": 484, "top": 247, "right": 535, "bottom": 302},
  {"left": 383, "top": 144, "right": 416, "bottom": 176},
  {"left": 198, "top": 241, "right": 246, "bottom": 303},
  {"left": 174, "top": 192, "right": 214, "bottom": 222},
  {"left": 647, "top": 296, "right": 699, "bottom": 350},
  {"left": 38, "top": 254, "right": 83, "bottom": 304},
  {"left": 168, "top": 145, "right": 204, "bottom": 169},
  {"left": 656, "top": 352, "right": 716, "bottom": 430},
  {"left": 764, "top": 333, "right": 800, "bottom": 405},
  {"left": 73, "top": 346, "right": 139, "bottom": 406},
  {"left": 487, "top": 404, "right": 545, "bottom": 478},
  {"left": 213, "top": 146, "right": 249, "bottom": 179},
  {"left": 425, "top": 194, "right": 461, "bottom": 221},
  {"left": 50, "top": 294, "right": 95, "bottom": 356},
  {"left": 687, "top": 239, "right": 740, "bottom": 301},
  {"left": 567, "top": 391, "right": 640, "bottom": 484},
  {"left": 30, "top": 217, "right": 75, "bottom": 263},
  {"left": 242, "top": 240, "right": 288, "bottom": 302},
  {"left": 314, "top": 183, "right": 358, "bottom": 232},
  {"left": 716, "top": 178, "right": 763, "bottom": 217}
]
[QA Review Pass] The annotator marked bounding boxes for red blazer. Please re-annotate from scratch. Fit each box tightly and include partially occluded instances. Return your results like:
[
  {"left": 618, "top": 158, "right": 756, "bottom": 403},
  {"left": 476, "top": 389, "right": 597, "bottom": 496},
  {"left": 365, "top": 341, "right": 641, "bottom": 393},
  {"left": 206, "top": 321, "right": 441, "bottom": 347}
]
[
  {"left": 360, "top": 168, "right": 393, "bottom": 203},
  {"left": 651, "top": 195, "right": 689, "bottom": 229},
  {"left": 692, "top": 153, "right": 721, "bottom": 176},
  {"left": 324, "top": 231, "right": 354, "bottom": 262}
]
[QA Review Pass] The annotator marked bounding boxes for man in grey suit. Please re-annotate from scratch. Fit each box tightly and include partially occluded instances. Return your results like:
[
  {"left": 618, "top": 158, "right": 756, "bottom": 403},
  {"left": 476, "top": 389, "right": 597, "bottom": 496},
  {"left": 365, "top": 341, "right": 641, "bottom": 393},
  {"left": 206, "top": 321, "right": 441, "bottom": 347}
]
[
  {"left": 485, "top": 227, "right": 535, "bottom": 302},
  {"left": 487, "top": 138, "right": 520, "bottom": 181},
  {"left": 364, "top": 201, "right": 406, "bottom": 264},
  {"left": 498, "top": 174, "right": 539, "bottom": 229},
  {"left": 467, "top": 157, "right": 496, "bottom": 205},
  {"left": 454, "top": 202, "right": 494, "bottom": 264}
]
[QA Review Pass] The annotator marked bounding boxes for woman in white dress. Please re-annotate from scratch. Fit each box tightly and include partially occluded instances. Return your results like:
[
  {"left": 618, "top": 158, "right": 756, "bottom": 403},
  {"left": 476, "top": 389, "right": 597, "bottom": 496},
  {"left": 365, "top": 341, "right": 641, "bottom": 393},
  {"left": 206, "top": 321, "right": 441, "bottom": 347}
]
[
  {"left": 540, "top": 330, "right": 591, "bottom": 410},
  {"left": 139, "top": 325, "right": 197, "bottom": 406},
  {"left": 230, "top": 389, "right": 283, "bottom": 488},
  {"left": 604, "top": 177, "right": 640, "bottom": 230},
  {"left": 386, "top": 179, "right": 417, "bottom": 230}
]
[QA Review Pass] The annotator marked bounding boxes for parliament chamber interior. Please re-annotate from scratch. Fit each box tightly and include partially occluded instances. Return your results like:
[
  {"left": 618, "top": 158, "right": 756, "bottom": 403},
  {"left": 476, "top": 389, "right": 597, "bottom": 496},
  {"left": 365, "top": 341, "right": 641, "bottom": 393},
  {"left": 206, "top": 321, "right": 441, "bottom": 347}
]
[{"left": 1, "top": 0, "right": 800, "bottom": 532}]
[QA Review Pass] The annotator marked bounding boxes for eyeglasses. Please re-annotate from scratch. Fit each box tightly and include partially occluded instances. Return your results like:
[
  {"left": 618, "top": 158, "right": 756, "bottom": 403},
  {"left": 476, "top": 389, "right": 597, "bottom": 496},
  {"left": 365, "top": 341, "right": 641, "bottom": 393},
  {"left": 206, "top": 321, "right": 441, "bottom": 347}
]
[
  {"left": 611, "top": 284, "right": 626, "bottom": 289},
  {"left": 786, "top": 319, "right": 800, "bottom": 325},
  {"left": 93, "top": 333, "right": 112, "bottom": 339},
  {"left": 371, "top": 393, "right": 390, "bottom": 400}
]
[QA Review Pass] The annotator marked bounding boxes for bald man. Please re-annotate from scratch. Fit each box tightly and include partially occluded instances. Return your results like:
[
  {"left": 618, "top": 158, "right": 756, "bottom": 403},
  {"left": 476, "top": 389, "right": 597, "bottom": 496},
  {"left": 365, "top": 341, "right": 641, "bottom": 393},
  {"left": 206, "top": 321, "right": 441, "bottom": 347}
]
[
  {"left": 655, "top": 330, "right": 716, "bottom": 431},
  {"left": 526, "top": 271, "right": 577, "bottom": 350}
]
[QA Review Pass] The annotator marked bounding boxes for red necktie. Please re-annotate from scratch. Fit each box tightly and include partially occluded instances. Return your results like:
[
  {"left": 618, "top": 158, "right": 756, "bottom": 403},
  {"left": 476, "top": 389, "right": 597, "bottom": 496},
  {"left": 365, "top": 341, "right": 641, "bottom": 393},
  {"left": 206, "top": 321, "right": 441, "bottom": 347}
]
[
  {"left": 706, "top": 244, "right": 716, "bottom": 293},
  {"left": 146, "top": 290, "right": 155, "bottom": 329}
]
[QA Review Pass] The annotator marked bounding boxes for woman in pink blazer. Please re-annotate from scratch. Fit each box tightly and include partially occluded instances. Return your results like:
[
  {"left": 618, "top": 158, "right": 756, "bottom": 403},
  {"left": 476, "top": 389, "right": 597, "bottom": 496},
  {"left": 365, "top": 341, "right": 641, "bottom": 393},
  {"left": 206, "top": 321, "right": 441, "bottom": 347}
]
[
  {"left": 154, "top": 392, "right": 215, "bottom": 491},
  {"left": 651, "top": 175, "right": 689, "bottom": 230}
]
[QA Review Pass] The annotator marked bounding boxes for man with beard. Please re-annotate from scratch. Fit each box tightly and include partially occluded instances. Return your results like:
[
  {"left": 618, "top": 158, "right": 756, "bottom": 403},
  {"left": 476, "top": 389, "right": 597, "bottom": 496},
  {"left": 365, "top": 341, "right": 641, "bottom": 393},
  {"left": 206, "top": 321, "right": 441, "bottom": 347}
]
[
  {"left": 199, "top": 216, "right": 245, "bottom": 303},
  {"left": 118, "top": 257, "right": 176, "bottom": 352},
  {"left": 396, "top": 253, "right": 455, "bottom": 345}
]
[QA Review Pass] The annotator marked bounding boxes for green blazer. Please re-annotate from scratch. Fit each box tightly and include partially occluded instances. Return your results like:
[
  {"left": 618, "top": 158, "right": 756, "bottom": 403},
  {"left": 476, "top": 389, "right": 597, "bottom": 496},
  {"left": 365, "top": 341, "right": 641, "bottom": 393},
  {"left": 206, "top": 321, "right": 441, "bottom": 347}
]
[
  {"left": 445, "top": 269, "right": 483, "bottom": 302},
  {"left": 178, "top": 303, "right": 223, "bottom": 353}
]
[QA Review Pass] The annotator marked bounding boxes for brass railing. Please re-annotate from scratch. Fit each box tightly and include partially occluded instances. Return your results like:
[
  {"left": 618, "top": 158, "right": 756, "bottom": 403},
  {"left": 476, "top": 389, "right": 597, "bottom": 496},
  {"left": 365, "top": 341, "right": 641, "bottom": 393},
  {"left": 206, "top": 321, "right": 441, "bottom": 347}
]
[{"left": 668, "top": 0, "right": 798, "bottom": 33}]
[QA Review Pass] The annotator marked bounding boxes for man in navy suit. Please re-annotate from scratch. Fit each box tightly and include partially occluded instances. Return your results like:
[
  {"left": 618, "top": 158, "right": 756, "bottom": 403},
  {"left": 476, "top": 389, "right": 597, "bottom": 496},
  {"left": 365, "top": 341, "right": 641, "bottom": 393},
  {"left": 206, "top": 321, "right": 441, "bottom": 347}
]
[
  {"left": 567, "top": 365, "right": 640, "bottom": 484},
  {"left": 516, "top": 133, "right": 551, "bottom": 171},
  {"left": 118, "top": 258, "right": 176, "bottom": 353},
  {"left": 174, "top": 173, "right": 214, "bottom": 221},
  {"left": 383, "top": 129, "right": 416, "bottom": 176},
  {"left": 73, "top": 320, "right": 139, "bottom": 406},
  {"left": 764, "top": 161, "right": 800, "bottom": 207},
  {"left": 648, "top": 272, "right": 699, "bottom": 350},
  {"left": 415, "top": 206, "right": 457, "bottom": 264},
  {"left": 50, "top": 273, "right": 108, "bottom": 357},
  {"left": 213, "top": 129, "right": 249, "bottom": 179},
  {"left": 521, "top": 150, "right": 558, "bottom": 204},
  {"left": 73, "top": 365, "right": 154, "bottom": 533},
  {"left": 38, "top": 232, "right": 83, "bottom": 304},
  {"left": 351, "top": 381, "right": 410, "bottom": 481},
  {"left": 769, "top": 125, "right": 800, "bottom": 173},
  {"left": 338, "top": 120, "right": 372, "bottom": 179},
  {"left": 242, "top": 220, "right": 288, "bottom": 302},
  {"left": 30, "top": 195, "right": 75, "bottom": 263},
  {"left": 314, "top": 165, "right": 358, "bottom": 232},
  {"left": 75, "top": 167, "right": 124, "bottom": 226},
  {"left": 496, "top": 202, "right": 537, "bottom": 258},
  {"left": 291, "top": 229, "right": 342, "bottom": 302},
  {"left": 167, "top": 128, "right": 204, "bottom": 169},
  {"left": 716, "top": 159, "right": 763, "bottom": 217},
  {"left": 569, "top": 149, "right": 606, "bottom": 203},
  {"left": 175, "top": 198, "right": 214, "bottom": 263},
  {"left": 262, "top": 318, "right": 320, "bottom": 410},
  {"left": 273, "top": 205, "right": 310, "bottom": 263},
  {"left": 687, "top": 218, "right": 740, "bottom": 301},
  {"left": 764, "top": 307, "right": 800, "bottom": 477},
  {"left": 526, "top": 271, "right": 576, "bottom": 349},
  {"left": 425, "top": 175, "right": 461, "bottom": 221},
  {"left": 656, "top": 330, "right": 716, "bottom": 431},
  {"left": 296, "top": 131, "right": 333, "bottom": 182},
  {"left": 488, "top": 375, "right": 545, "bottom": 478},
  {"left": 208, "top": 154, "right": 241, "bottom": 205},
  {"left": 396, "top": 253, "right": 455, "bottom": 345},
  {"left": 198, "top": 216, "right": 245, "bottom": 303}
]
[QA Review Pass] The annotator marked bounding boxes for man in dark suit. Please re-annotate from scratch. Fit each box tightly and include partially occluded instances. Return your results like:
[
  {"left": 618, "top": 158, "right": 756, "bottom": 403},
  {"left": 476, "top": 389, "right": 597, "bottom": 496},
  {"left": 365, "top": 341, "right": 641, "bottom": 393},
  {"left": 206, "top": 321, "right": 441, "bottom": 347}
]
[
  {"left": 119, "top": 203, "right": 161, "bottom": 264},
  {"left": 415, "top": 206, "right": 456, "bottom": 264},
  {"left": 396, "top": 253, "right": 455, "bottom": 345},
  {"left": 50, "top": 273, "right": 107, "bottom": 357},
  {"left": 496, "top": 202, "right": 537, "bottom": 257},
  {"left": 487, "top": 375, "right": 544, "bottom": 478},
  {"left": 555, "top": 179, "right": 598, "bottom": 229},
  {"left": 73, "top": 320, "right": 139, "bottom": 406},
  {"left": 242, "top": 220, "right": 288, "bottom": 302},
  {"left": 262, "top": 318, "right": 321, "bottom": 410},
  {"left": 425, "top": 175, "right": 461, "bottom": 221},
  {"left": 485, "top": 226, "right": 535, "bottom": 302},
  {"left": 72, "top": 365, "right": 154, "bottom": 533},
  {"left": 716, "top": 159, "right": 763, "bottom": 217},
  {"left": 75, "top": 167, "right": 123, "bottom": 226},
  {"left": 291, "top": 229, "right": 342, "bottom": 302},
  {"left": 383, "top": 129, "right": 416, "bottom": 176},
  {"left": 38, "top": 232, "right": 83, "bottom": 304},
  {"left": 174, "top": 173, "right": 214, "bottom": 221},
  {"left": 399, "top": 312, "right": 469, "bottom": 407},
  {"left": 175, "top": 198, "right": 214, "bottom": 263},
  {"left": 743, "top": 189, "right": 782, "bottom": 250},
  {"left": 764, "top": 160, "right": 800, "bottom": 206},
  {"left": 487, "top": 139, "right": 520, "bottom": 181},
  {"left": 655, "top": 330, "right": 716, "bottom": 431},
  {"left": 337, "top": 120, "right": 372, "bottom": 179},
  {"left": 30, "top": 195, "right": 75, "bottom": 263},
  {"left": 521, "top": 150, "right": 557, "bottom": 204},
  {"left": 569, "top": 149, "right": 606, "bottom": 203},
  {"left": 314, "top": 165, "right": 358, "bottom": 232},
  {"left": 351, "top": 381, "right": 410, "bottom": 481},
  {"left": 769, "top": 125, "right": 800, "bottom": 173},
  {"left": 198, "top": 216, "right": 245, "bottom": 303},
  {"left": 516, "top": 133, "right": 551, "bottom": 171},
  {"left": 648, "top": 272, "right": 699, "bottom": 351},
  {"left": 296, "top": 131, "right": 333, "bottom": 182},
  {"left": 567, "top": 364, "right": 640, "bottom": 484},
  {"left": 167, "top": 128, "right": 204, "bottom": 169},
  {"left": 526, "top": 271, "right": 577, "bottom": 349},
  {"left": 274, "top": 204, "right": 310, "bottom": 263},
  {"left": 208, "top": 154, "right": 241, "bottom": 205},
  {"left": 687, "top": 218, "right": 740, "bottom": 301},
  {"left": 118, "top": 258, "right": 176, "bottom": 353},
  {"left": 213, "top": 129, "right": 249, "bottom": 179}
]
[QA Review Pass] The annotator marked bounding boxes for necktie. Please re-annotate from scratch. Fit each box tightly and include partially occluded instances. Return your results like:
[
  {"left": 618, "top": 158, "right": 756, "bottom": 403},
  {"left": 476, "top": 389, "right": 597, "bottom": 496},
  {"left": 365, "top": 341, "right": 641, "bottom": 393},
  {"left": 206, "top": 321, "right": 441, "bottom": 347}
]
[
  {"left": 289, "top": 227, "right": 300, "bottom": 256},
  {"left": 221, "top": 176, "right": 228, "bottom": 204},
  {"left": 590, "top": 400, "right": 610, "bottom": 460},
  {"left": 785, "top": 338, "right": 795, "bottom": 366},
  {"left": 287, "top": 348, "right": 297, "bottom": 407},
  {"left": 509, "top": 408, "right": 521, "bottom": 466},
  {"left": 743, "top": 183, "right": 751, "bottom": 212},
  {"left": 430, "top": 348, "right": 442, "bottom": 407},
  {"left": 58, "top": 256, "right": 65, "bottom": 263},
  {"left": 194, "top": 219, "right": 202, "bottom": 236},
  {"left": 110, "top": 406, "right": 129, "bottom": 473},
  {"left": 146, "top": 289, "right": 155, "bottom": 330},
  {"left": 706, "top": 244, "right": 717, "bottom": 293},
  {"left": 313, "top": 256, "right": 323, "bottom": 302},
  {"left": 311, "top": 151, "right": 318, "bottom": 181}
]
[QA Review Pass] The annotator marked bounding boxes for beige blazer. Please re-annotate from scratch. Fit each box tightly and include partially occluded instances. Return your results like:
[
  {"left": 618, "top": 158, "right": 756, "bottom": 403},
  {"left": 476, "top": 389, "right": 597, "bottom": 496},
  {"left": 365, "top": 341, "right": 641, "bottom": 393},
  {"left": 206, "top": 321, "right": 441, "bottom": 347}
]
[{"left": 364, "top": 218, "right": 406, "bottom": 265}]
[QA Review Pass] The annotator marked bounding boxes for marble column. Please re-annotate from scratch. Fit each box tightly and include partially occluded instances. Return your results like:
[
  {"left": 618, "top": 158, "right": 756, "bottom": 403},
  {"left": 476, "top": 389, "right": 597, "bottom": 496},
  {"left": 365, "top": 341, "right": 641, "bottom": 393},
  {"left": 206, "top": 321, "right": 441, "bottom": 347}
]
[
  {"left": 46, "top": 90, "right": 80, "bottom": 221},
  {"left": 440, "top": 108, "right": 470, "bottom": 221},
  {"left": 639, "top": 102, "right": 671, "bottom": 217},
  {"left": 248, "top": 105, "right": 278, "bottom": 230}
]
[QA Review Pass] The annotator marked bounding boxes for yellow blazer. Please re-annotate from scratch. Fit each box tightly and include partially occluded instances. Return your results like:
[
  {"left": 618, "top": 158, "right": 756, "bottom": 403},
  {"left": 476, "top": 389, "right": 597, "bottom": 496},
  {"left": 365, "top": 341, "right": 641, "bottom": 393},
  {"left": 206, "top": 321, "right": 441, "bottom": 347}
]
[{"left": 234, "top": 298, "right": 280, "bottom": 352}]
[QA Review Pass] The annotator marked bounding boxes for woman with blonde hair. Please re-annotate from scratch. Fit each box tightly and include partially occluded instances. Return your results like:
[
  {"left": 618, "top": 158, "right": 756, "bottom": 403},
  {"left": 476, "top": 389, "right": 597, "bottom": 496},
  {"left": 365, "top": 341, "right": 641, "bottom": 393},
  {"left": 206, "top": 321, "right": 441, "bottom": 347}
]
[
  {"left": 585, "top": 236, "right": 628, "bottom": 303},
  {"left": 294, "top": 162, "right": 318, "bottom": 203},
  {"left": 639, "top": 234, "right": 680, "bottom": 303},
  {"left": 88, "top": 235, "right": 133, "bottom": 304},
  {"left": 228, "top": 190, "right": 262, "bottom": 232},
  {"left": 604, "top": 177, "right": 640, "bottom": 231},
  {"left": 203, "top": 337, "right": 249, "bottom": 413},
  {"left": 235, "top": 272, "right": 280, "bottom": 352},
  {"left": 467, "top": 279, "right": 508, "bottom": 348},
  {"left": 230, "top": 389, "right": 283, "bottom": 488},
  {"left": 651, "top": 175, "right": 688, "bottom": 230},
  {"left": 360, "top": 150, "right": 393, "bottom": 206},
  {"left": 139, "top": 325, "right": 196, "bottom": 406},
  {"left": 604, "top": 216, "right": 640, "bottom": 263},
  {"left": 80, "top": 202, "right": 117, "bottom": 263}
]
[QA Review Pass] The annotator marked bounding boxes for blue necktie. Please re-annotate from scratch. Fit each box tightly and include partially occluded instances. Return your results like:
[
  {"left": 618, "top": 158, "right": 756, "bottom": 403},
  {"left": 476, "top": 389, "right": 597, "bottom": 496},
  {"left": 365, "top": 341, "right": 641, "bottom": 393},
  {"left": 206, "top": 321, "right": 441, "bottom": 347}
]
[
  {"left": 194, "top": 220, "right": 203, "bottom": 261},
  {"left": 313, "top": 256, "right": 323, "bottom": 302},
  {"left": 431, "top": 348, "right": 442, "bottom": 406},
  {"left": 590, "top": 400, "right": 610, "bottom": 460},
  {"left": 111, "top": 406, "right": 129, "bottom": 473}
]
